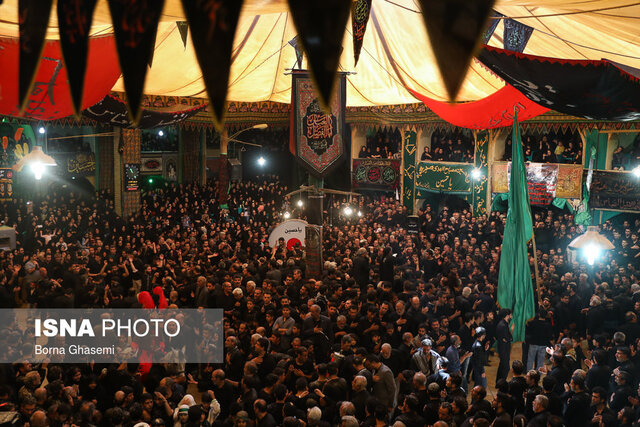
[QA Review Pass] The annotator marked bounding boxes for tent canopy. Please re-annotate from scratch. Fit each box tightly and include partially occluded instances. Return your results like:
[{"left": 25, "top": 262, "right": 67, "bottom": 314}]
[{"left": 1, "top": 0, "right": 640, "bottom": 106}]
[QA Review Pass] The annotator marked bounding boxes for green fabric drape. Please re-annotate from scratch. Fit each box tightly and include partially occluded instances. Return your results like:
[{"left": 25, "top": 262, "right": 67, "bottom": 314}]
[{"left": 497, "top": 112, "right": 535, "bottom": 342}]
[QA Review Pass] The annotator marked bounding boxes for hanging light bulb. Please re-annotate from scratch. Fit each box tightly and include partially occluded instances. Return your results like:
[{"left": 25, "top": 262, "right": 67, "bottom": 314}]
[
  {"left": 283, "top": 211, "right": 291, "bottom": 219},
  {"left": 297, "top": 199, "right": 304, "bottom": 208},
  {"left": 568, "top": 226, "right": 614, "bottom": 266},
  {"left": 343, "top": 206, "right": 353, "bottom": 216},
  {"left": 31, "top": 162, "right": 44, "bottom": 180}
]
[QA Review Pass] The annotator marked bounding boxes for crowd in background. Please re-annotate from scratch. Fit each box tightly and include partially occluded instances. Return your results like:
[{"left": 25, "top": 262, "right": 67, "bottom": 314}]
[
  {"left": 422, "top": 131, "right": 475, "bottom": 163},
  {"left": 358, "top": 128, "right": 402, "bottom": 159},
  {"left": 612, "top": 136, "right": 640, "bottom": 171},
  {"left": 0, "top": 177, "right": 639, "bottom": 426},
  {"left": 503, "top": 133, "right": 583, "bottom": 165}
]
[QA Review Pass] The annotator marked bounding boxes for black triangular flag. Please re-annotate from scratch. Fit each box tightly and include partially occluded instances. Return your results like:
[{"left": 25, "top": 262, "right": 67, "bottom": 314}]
[
  {"left": 503, "top": 18, "right": 534, "bottom": 53},
  {"left": 18, "top": 0, "right": 54, "bottom": 113},
  {"left": 482, "top": 11, "right": 502, "bottom": 44},
  {"left": 351, "top": 0, "right": 371, "bottom": 66},
  {"left": 176, "top": 21, "right": 188, "bottom": 49},
  {"left": 108, "top": 0, "right": 165, "bottom": 124},
  {"left": 181, "top": 0, "right": 244, "bottom": 129},
  {"left": 418, "top": 0, "right": 495, "bottom": 101},
  {"left": 288, "top": 35, "right": 303, "bottom": 69},
  {"left": 57, "top": 0, "right": 98, "bottom": 117},
  {"left": 287, "top": 0, "right": 351, "bottom": 110}
]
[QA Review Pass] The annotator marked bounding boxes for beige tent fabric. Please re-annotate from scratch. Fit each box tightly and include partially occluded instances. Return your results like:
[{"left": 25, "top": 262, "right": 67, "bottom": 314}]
[{"left": 1, "top": 0, "right": 640, "bottom": 105}]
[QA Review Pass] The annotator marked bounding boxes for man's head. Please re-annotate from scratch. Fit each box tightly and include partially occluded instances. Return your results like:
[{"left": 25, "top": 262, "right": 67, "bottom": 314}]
[
  {"left": 253, "top": 399, "right": 267, "bottom": 418},
  {"left": 532, "top": 395, "right": 548, "bottom": 414},
  {"left": 591, "top": 386, "right": 607, "bottom": 407}
]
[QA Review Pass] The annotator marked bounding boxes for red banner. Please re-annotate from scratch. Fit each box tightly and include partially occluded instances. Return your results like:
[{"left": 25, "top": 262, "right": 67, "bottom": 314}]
[
  {"left": 0, "top": 35, "right": 120, "bottom": 120},
  {"left": 409, "top": 84, "right": 548, "bottom": 129}
]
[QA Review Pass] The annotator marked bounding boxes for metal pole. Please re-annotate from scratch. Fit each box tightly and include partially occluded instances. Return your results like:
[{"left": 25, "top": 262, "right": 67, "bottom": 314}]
[{"left": 531, "top": 230, "right": 542, "bottom": 305}]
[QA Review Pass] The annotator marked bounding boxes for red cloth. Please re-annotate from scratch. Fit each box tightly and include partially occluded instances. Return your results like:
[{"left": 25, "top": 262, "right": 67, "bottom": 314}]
[
  {"left": 408, "top": 84, "right": 549, "bottom": 129},
  {"left": 0, "top": 35, "right": 120, "bottom": 120},
  {"left": 152, "top": 286, "right": 168, "bottom": 309},
  {"left": 137, "top": 291, "right": 155, "bottom": 309}
]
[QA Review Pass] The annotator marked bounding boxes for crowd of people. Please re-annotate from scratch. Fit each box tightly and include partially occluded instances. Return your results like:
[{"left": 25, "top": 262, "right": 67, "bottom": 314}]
[
  {"left": 0, "top": 175, "right": 639, "bottom": 427},
  {"left": 421, "top": 131, "right": 475, "bottom": 163},
  {"left": 502, "top": 133, "right": 583, "bottom": 165},
  {"left": 358, "top": 128, "right": 402, "bottom": 159},
  {"left": 612, "top": 137, "right": 640, "bottom": 171}
]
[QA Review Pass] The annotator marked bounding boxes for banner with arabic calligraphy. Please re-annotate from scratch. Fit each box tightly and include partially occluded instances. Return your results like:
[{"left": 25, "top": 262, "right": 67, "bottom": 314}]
[
  {"left": 351, "top": 0, "right": 372, "bottom": 66},
  {"left": 415, "top": 161, "right": 474, "bottom": 194},
  {"left": 49, "top": 152, "right": 96, "bottom": 176},
  {"left": 472, "top": 131, "right": 489, "bottom": 216},
  {"left": 141, "top": 156, "right": 163, "bottom": 173},
  {"left": 589, "top": 170, "right": 640, "bottom": 212},
  {"left": 291, "top": 71, "right": 346, "bottom": 178},
  {"left": 83, "top": 95, "right": 207, "bottom": 129},
  {"left": 352, "top": 158, "right": 399, "bottom": 191},
  {"left": 491, "top": 161, "right": 583, "bottom": 204},
  {"left": 67, "top": 152, "right": 96, "bottom": 176},
  {"left": 402, "top": 130, "right": 417, "bottom": 210}
]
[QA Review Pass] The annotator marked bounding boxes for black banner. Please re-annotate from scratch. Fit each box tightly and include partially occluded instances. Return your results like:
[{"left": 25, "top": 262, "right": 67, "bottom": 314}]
[
  {"left": 351, "top": 0, "right": 372, "bottom": 66},
  {"left": 291, "top": 72, "right": 346, "bottom": 178},
  {"left": 57, "top": 0, "right": 98, "bottom": 116},
  {"left": 83, "top": 95, "right": 207, "bottom": 129},
  {"left": 50, "top": 152, "right": 96, "bottom": 176},
  {"left": 589, "top": 170, "right": 640, "bottom": 212},
  {"left": 417, "top": 0, "right": 495, "bottom": 100},
  {"left": 18, "top": 0, "right": 54, "bottom": 112},
  {"left": 352, "top": 158, "right": 399, "bottom": 191},
  {"left": 108, "top": 0, "right": 165, "bottom": 123},
  {"left": 478, "top": 45, "right": 640, "bottom": 121},
  {"left": 287, "top": 0, "right": 351, "bottom": 109},
  {"left": 181, "top": 0, "right": 244, "bottom": 128}
]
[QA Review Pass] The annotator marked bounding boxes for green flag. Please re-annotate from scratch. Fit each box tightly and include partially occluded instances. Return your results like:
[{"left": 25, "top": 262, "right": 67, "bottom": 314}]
[{"left": 497, "top": 111, "right": 535, "bottom": 342}]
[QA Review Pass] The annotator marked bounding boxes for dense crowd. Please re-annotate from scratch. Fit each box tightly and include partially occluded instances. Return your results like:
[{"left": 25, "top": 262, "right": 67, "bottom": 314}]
[
  {"left": 0, "top": 176, "right": 639, "bottom": 427},
  {"left": 503, "top": 133, "right": 583, "bottom": 165}
]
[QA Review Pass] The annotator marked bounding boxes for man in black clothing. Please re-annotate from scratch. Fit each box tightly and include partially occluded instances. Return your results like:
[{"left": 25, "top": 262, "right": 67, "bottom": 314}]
[
  {"left": 393, "top": 395, "right": 426, "bottom": 427},
  {"left": 466, "top": 386, "right": 493, "bottom": 419},
  {"left": 564, "top": 375, "right": 591, "bottom": 427},
  {"left": 302, "top": 304, "right": 334, "bottom": 363},
  {"left": 590, "top": 386, "right": 616, "bottom": 427},
  {"left": 253, "top": 399, "right": 277, "bottom": 427},
  {"left": 350, "top": 376, "right": 370, "bottom": 421},
  {"left": 508, "top": 360, "right": 527, "bottom": 415},
  {"left": 210, "top": 370, "right": 238, "bottom": 421},
  {"left": 541, "top": 376, "right": 563, "bottom": 417},
  {"left": 352, "top": 248, "right": 370, "bottom": 289},
  {"left": 585, "top": 349, "right": 611, "bottom": 392},
  {"left": 545, "top": 351, "right": 570, "bottom": 395},
  {"left": 527, "top": 395, "right": 550, "bottom": 427},
  {"left": 496, "top": 309, "right": 513, "bottom": 384}
]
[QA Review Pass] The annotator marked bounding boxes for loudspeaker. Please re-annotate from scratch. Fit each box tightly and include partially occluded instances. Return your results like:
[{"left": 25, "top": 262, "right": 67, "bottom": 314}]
[
  {"left": 228, "top": 158, "right": 242, "bottom": 182},
  {"left": 306, "top": 194, "right": 324, "bottom": 225}
]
